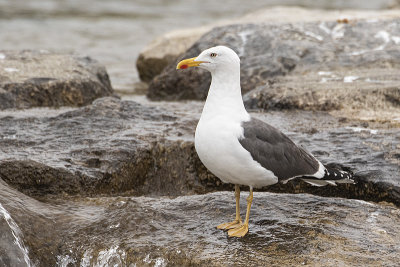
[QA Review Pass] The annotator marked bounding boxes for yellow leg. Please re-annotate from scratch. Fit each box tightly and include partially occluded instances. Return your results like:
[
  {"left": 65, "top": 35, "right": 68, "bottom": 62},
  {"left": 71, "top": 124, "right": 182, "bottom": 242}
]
[
  {"left": 228, "top": 187, "right": 253, "bottom": 237},
  {"left": 217, "top": 185, "right": 242, "bottom": 230}
]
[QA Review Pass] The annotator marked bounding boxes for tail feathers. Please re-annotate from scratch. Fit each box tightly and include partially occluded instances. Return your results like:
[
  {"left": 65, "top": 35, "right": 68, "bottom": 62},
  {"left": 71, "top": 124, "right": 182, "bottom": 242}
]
[{"left": 302, "top": 167, "right": 354, "bottom": 187}]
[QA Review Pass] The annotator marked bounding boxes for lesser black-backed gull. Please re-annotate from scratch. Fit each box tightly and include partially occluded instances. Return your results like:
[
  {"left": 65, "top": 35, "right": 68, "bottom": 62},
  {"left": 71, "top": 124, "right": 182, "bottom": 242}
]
[{"left": 177, "top": 46, "right": 354, "bottom": 237}]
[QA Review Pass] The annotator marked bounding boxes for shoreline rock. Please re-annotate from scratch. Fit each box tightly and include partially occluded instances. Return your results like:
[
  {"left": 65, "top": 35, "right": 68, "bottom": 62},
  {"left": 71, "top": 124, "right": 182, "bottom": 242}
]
[
  {"left": 138, "top": 7, "right": 400, "bottom": 83},
  {"left": 0, "top": 97, "right": 398, "bottom": 207},
  {"left": 0, "top": 50, "right": 114, "bottom": 109},
  {"left": 147, "top": 18, "right": 400, "bottom": 117},
  {"left": 1, "top": 185, "right": 400, "bottom": 266},
  {"left": 0, "top": 96, "right": 398, "bottom": 266}
]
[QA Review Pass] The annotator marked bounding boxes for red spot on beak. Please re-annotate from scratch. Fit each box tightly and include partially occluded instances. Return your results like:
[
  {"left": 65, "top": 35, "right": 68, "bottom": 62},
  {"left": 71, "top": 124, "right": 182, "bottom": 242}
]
[{"left": 180, "top": 64, "right": 188, "bottom": 69}]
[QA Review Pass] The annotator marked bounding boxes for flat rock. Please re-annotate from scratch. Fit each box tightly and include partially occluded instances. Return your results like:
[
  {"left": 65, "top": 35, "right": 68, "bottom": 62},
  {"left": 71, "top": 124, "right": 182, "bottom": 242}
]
[
  {"left": 138, "top": 7, "right": 400, "bottom": 83},
  {"left": 1, "top": 183, "right": 399, "bottom": 266},
  {"left": 0, "top": 96, "right": 399, "bottom": 206},
  {"left": 0, "top": 96, "right": 399, "bottom": 265},
  {"left": 147, "top": 18, "right": 400, "bottom": 115},
  {"left": 0, "top": 50, "right": 114, "bottom": 109},
  {"left": 0, "top": 96, "right": 204, "bottom": 197}
]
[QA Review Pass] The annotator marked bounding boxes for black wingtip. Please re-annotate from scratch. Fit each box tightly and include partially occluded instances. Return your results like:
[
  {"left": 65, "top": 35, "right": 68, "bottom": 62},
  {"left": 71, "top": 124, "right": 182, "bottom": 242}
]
[
  {"left": 323, "top": 168, "right": 353, "bottom": 180},
  {"left": 301, "top": 167, "right": 355, "bottom": 186}
]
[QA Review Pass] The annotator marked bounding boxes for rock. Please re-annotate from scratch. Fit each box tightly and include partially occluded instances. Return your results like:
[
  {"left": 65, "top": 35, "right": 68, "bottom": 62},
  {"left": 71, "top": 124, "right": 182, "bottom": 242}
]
[
  {"left": 0, "top": 96, "right": 211, "bottom": 197},
  {"left": 1, "top": 182, "right": 400, "bottom": 266},
  {"left": 0, "top": 202, "right": 32, "bottom": 267},
  {"left": 147, "top": 18, "right": 400, "bottom": 115},
  {"left": 138, "top": 7, "right": 400, "bottom": 83},
  {"left": 136, "top": 27, "right": 211, "bottom": 83},
  {"left": 242, "top": 61, "right": 400, "bottom": 113},
  {"left": 0, "top": 50, "right": 114, "bottom": 109},
  {"left": 0, "top": 96, "right": 399, "bottom": 265},
  {"left": 0, "top": 96, "right": 399, "bottom": 206}
]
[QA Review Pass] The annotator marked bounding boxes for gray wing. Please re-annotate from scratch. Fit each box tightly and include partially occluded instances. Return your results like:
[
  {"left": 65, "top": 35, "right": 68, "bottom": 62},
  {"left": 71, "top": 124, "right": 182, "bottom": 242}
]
[{"left": 239, "top": 118, "right": 319, "bottom": 180}]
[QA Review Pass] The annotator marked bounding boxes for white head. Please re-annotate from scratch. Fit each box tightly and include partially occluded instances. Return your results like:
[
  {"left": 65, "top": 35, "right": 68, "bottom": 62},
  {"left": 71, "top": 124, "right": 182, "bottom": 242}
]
[
  {"left": 176, "top": 46, "right": 240, "bottom": 73},
  {"left": 177, "top": 46, "right": 247, "bottom": 118}
]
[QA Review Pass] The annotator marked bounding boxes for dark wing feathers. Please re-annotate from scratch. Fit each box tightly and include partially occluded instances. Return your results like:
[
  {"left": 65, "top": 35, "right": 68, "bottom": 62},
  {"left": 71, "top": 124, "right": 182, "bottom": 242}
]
[{"left": 239, "top": 118, "right": 319, "bottom": 180}]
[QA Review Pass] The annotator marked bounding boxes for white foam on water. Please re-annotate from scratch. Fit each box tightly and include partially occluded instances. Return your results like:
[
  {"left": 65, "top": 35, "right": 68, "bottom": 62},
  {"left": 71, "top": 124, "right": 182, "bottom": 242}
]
[
  {"left": 94, "top": 245, "right": 126, "bottom": 267},
  {"left": 143, "top": 254, "right": 151, "bottom": 264},
  {"left": 154, "top": 257, "right": 167, "bottom": 267},
  {"left": 56, "top": 254, "right": 76, "bottom": 267},
  {"left": 79, "top": 250, "right": 92, "bottom": 267},
  {"left": 142, "top": 254, "right": 168, "bottom": 267},
  {"left": 0, "top": 203, "right": 34, "bottom": 267}
]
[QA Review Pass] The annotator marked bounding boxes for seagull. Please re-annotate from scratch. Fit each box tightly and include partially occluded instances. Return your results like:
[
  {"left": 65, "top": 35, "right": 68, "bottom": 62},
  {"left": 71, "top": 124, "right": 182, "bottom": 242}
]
[{"left": 176, "top": 46, "right": 354, "bottom": 237}]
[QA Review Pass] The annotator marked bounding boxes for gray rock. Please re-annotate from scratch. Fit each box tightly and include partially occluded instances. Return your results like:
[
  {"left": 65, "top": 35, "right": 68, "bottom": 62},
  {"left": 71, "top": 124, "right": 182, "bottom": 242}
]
[
  {"left": 138, "top": 7, "right": 400, "bottom": 83},
  {"left": 0, "top": 207, "right": 31, "bottom": 267},
  {"left": 0, "top": 97, "right": 399, "bottom": 206},
  {"left": 0, "top": 50, "right": 114, "bottom": 109},
  {"left": 1, "top": 181, "right": 399, "bottom": 266},
  {"left": 0, "top": 97, "right": 209, "bottom": 197},
  {"left": 147, "top": 19, "right": 400, "bottom": 113},
  {"left": 0, "top": 96, "right": 399, "bottom": 266}
]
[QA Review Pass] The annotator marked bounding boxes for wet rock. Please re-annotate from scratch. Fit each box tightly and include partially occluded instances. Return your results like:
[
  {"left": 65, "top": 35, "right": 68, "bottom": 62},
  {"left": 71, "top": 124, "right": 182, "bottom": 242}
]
[
  {"left": 0, "top": 96, "right": 399, "bottom": 207},
  {"left": 0, "top": 96, "right": 208, "bottom": 197},
  {"left": 0, "top": 204, "right": 32, "bottom": 267},
  {"left": 0, "top": 96, "right": 398, "bottom": 265},
  {"left": 0, "top": 50, "right": 114, "bottom": 109},
  {"left": 1, "top": 181, "right": 400, "bottom": 266},
  {"left": 148, "top": 18, "right": 400, "bottom": 114},
  {"left": 138, "top": 7, "right": 400, "bottom": 83}
]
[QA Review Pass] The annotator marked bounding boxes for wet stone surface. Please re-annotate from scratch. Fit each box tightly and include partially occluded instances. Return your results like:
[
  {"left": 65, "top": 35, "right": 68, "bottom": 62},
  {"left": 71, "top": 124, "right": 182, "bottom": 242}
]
[
  {"left": 148, "top": 18, "right": 400, "bottom": 114},
  {"left": 0, "top": 96, "right": 398, "bottom": 266},
  {"left": 0, "top": 96, "right": 398, "bottom": 203},
  {"left": 1, "top": 181, "right": 400, "bottom": 266},
  {"left": 0, "top": 3, "right": 399, "bottom": 266},
  {"left": 0, "top": 97, "right": 204, "bottom": 197},
  {"left": 0, "top": 50, "right": 114, "bottom": 109}
]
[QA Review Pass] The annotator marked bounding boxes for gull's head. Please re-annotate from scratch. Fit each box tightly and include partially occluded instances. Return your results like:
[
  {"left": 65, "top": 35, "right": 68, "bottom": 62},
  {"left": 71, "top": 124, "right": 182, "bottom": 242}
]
[{"left": 176, "top": 46, "right": 240, "bottom": 73}]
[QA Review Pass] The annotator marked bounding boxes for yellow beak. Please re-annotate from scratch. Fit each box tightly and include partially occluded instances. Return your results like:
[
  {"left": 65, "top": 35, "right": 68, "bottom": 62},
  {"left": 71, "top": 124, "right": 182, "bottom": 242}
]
[{"left": 176, "top": 57, "right": 206, "bottom": 70}]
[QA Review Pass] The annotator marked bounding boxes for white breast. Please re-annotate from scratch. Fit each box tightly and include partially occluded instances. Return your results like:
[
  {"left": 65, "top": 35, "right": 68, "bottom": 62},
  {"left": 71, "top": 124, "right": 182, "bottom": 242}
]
[
  {"left": 194, "top": 64, "right": 278, "bottom": 188},
  {"left": 195, "top": 114, "right": 278, "bottom": 188}
]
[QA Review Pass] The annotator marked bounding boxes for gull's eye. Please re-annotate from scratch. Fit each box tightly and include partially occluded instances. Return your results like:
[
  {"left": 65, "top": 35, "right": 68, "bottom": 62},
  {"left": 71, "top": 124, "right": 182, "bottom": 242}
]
[{"left": 210, "top": 52, "right": 217, "bottom": 58}]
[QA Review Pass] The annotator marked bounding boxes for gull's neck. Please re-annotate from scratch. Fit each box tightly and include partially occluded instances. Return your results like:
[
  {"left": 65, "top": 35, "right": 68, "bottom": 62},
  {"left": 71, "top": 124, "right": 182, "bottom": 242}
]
[{"left": 201, "top": 66, "right": 250, "bottom": 122}]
